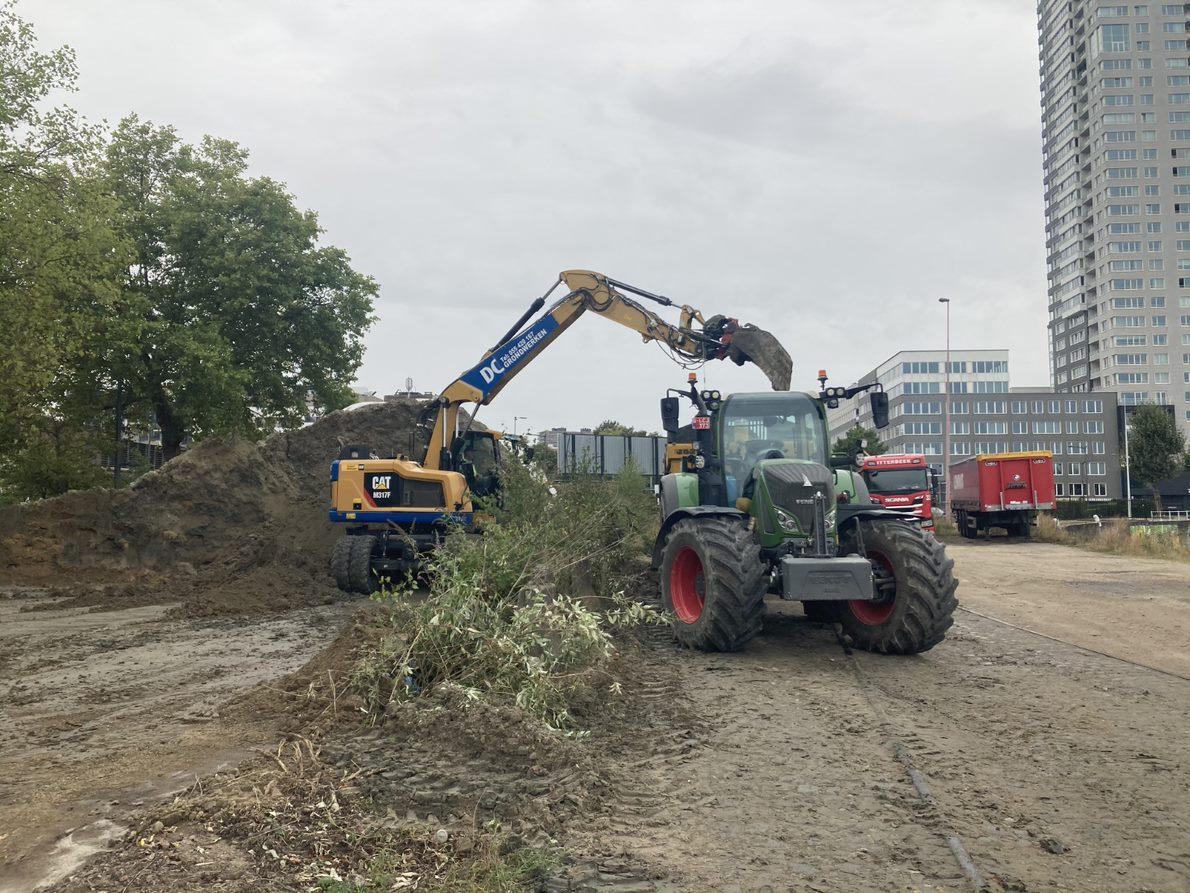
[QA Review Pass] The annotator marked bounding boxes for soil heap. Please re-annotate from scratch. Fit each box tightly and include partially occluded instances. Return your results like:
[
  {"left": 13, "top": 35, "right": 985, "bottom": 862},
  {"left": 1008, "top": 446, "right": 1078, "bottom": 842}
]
[{"left": 0, "top": 399, "right": 430, "bottom": 615}]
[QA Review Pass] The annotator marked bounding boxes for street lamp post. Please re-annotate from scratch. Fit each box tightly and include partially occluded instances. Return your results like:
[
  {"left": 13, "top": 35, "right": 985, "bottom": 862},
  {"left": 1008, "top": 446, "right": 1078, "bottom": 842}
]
[
  {"left": 938, "top": 298, "right": 951, "bottom": 517},
  {"left": 1122, "top": 405, "right": 1133, "bottom": 518}
]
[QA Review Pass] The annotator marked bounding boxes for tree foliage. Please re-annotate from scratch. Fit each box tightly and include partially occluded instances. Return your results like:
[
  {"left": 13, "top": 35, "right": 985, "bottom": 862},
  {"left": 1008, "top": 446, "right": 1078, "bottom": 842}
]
[
  {"left": 0, "top": 4, "right": 377, "bottom": 497},
  {"left": 1127, "top": 404, "right": 1187, "bottom": 511},
  {"left": 90, "top": 117, "right": 378, "bottom": 458},
  {"left": 593, "top": 419, "right": 647, "bottom": 437},
  {"left": 0, "top": 1, "right": 123, "bottom": 457},
  {"left": 832, "top": 426, "right": 888, "bottom": 458}
]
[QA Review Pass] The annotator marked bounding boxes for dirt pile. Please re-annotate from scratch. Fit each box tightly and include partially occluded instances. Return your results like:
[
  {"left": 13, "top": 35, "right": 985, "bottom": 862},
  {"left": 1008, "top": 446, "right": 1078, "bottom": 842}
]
[{"left": 0, "top": 399, "right": 430, "bottom": 614}]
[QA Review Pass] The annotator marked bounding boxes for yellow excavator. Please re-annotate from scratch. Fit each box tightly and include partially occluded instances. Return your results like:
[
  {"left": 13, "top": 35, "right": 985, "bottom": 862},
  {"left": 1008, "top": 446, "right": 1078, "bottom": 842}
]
[{"left": 327, "top": 269, "right": 792, "bottom": 593}]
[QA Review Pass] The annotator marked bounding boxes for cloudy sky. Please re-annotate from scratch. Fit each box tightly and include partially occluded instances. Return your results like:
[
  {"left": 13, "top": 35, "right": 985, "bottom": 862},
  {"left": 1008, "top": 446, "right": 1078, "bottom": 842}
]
[{"left": 29, "top": 0, "right": 1047, "bottom": 436}]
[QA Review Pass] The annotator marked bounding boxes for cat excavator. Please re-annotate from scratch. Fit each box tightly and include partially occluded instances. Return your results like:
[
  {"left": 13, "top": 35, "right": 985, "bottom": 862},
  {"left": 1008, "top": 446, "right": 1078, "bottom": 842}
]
[{"left": 327, "top": 269, "right": 792, "bottom": 593}]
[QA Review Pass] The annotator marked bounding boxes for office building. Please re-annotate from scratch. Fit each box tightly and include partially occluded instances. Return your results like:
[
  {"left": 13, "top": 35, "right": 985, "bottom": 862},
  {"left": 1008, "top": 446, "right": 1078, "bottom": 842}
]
[{"left": 827, "top": 350, "right": 1123, "bottom": 500}]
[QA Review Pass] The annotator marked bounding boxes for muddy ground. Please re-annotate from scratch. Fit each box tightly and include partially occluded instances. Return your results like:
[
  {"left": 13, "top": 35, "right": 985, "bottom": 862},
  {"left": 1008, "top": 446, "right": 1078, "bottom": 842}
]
[{"left": 2, "top": 540, "right": 1189, "bottom": 892}]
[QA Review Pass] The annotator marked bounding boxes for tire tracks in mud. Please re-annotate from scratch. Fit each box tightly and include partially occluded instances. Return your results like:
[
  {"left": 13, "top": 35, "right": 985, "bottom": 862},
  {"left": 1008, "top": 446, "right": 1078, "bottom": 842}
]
[
  {"left": 570, "top": 615, "right": 986, "bottom": 892},
  {"left": 835, "top": 629, "right": 986, "bottom": 891}
]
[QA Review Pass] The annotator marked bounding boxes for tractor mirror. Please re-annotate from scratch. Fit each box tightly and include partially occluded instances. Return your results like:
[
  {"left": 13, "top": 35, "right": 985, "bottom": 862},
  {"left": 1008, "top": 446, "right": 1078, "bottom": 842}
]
[
  {"left": 660, "top": 396, "right": 680, "bottom": 433},
  {"left": 870, "top": 391, "right": 890, "bottom": 429}
]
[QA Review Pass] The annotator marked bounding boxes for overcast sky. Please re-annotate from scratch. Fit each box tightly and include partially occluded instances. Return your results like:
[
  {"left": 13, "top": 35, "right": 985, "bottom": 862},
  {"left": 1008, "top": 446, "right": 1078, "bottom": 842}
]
[{"left": 29, "top": 0, "right": 1047, "bottom": 436}]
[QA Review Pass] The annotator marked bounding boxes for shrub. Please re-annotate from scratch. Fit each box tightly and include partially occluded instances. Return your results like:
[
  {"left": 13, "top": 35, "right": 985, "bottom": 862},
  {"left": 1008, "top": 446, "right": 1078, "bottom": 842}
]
[{"left": 352, "top": 463, "right": 663, "bottom": 733}]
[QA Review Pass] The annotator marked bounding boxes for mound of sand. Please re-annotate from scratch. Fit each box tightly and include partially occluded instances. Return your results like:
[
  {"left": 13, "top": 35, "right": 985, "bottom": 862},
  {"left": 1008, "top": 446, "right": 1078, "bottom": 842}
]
[{"left": 0, "top": 400, "right": 431, "bottom": 615}]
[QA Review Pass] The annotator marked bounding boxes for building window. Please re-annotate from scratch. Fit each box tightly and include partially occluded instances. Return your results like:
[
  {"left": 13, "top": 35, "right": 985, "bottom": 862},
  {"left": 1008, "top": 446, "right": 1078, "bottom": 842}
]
[
  {"left": 1100, "top": 24, "right": 1131, "bottom": 52},
  {"left": 1093, "top": 483, "right": 1109, "bottom": 497}
]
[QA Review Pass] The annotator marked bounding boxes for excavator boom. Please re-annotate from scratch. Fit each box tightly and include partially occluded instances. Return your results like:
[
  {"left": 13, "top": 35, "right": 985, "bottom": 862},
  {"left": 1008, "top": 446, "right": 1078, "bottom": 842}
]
[{"left": 424, "top": 270, "right": 791, "bottom": 470}]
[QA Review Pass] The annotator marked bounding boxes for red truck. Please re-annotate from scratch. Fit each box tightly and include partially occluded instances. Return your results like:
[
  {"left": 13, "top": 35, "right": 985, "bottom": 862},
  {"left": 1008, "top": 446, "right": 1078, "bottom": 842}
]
[
  {"left": 949, "top": 451, "right": 1055, "bottom": 539},
  {"left": 857, "top": 453, "right": 934, "bottom": 530}
]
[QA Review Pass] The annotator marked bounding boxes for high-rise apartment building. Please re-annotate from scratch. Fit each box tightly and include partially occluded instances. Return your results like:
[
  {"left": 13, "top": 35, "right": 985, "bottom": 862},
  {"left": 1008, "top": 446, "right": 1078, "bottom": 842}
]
[{"left": 1039, "top": 2, "right": 1190, "bottom": 434}]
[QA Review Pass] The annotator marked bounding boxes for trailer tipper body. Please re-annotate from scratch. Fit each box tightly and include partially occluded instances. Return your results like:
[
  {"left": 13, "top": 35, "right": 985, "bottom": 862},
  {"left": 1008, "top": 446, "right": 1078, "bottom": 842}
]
[{"left": 949, "top": 451, "right": 1055, "bottom": 539}]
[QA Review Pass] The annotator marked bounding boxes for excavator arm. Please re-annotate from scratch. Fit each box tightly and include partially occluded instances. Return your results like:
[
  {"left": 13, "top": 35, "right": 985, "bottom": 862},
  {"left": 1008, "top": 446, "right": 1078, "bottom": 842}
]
[{"left": 423, "top": 270, "right": 792, "bottom": 471}]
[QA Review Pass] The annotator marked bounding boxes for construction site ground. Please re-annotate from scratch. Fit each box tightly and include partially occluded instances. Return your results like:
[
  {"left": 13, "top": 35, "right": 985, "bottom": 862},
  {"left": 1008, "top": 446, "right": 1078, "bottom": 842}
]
[{"left": 2, "top": 538, "right": 1188, "bottom": 892}]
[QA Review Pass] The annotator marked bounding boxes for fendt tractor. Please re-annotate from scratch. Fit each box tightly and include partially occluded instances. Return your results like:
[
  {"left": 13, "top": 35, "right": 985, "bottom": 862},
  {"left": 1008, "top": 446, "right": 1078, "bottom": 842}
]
[{"left": 653, "top": 371, "right": 957, "bottom": 654}]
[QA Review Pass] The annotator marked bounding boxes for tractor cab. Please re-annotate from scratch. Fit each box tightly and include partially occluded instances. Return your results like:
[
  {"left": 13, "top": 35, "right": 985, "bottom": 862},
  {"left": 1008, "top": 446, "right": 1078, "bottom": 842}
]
[{"left": 716, "top": 391, "right": 830, "bottom": 506}]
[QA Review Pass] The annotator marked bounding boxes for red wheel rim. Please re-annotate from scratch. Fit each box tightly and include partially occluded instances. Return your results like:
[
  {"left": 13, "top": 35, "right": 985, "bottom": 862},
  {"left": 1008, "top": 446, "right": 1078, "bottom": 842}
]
[
  {"left": 670, "top": 547, "right": 705, "bottom": 624},
  {"left": 850, "top": 550, "right": 896, "bottom": 626}
]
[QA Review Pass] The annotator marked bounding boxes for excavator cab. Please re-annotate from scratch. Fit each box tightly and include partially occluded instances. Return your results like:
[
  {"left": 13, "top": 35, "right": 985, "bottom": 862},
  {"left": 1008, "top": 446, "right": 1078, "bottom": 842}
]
[{"left": 452, "top": 429, "right": 502, "bottom": 499}]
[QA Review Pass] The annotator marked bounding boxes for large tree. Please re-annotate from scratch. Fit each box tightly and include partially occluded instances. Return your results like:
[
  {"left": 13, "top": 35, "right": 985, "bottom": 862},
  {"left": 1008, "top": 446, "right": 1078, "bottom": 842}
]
[
  {"left": 1127, "top": 404, "right": 1186, "bottom": 512},
  {"left": 0, "top": 2, "right": 125, "bottom": 457},
  {"left": 94, "top": 117, "right": 378, "bottom": 458}
]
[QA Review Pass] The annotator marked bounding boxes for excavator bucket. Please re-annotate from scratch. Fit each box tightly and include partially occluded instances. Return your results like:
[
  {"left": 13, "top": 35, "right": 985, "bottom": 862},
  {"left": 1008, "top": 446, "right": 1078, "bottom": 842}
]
[{"left": 726, "top": 325, "right": 793, "bottom": 391}]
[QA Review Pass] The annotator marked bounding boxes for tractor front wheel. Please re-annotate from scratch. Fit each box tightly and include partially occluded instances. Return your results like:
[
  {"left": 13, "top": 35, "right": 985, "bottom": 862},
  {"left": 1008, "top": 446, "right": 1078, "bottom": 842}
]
[
  {"left": 839, "top": 519, "right": 957, "bottom": 655},
  {"left": 659, "top": 517, "right": 766, "bottom": 651}
]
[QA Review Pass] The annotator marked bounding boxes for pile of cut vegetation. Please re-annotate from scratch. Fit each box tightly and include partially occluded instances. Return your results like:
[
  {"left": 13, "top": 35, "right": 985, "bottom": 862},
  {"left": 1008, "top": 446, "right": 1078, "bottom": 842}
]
[{"left": 0, "top": 399, "right": 430, "bottom": 615}]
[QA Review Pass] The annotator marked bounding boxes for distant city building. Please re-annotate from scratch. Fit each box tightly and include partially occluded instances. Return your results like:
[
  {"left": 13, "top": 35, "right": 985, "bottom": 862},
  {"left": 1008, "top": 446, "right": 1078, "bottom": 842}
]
[
  {"left": 827, "top": 350, "right": 1123, "bottom": 501},
  {"left": 1037, "top": 1, "right": 1190, "bottom": 434}
]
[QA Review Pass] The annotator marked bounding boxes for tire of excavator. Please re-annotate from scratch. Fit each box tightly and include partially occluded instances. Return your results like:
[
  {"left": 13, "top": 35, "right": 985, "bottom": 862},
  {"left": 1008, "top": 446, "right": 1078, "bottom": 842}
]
[
  {"left": 330, "top": 536, "right": 354, "bottom": 593},
  {"left": 348, "top": 534, "right": 379, "bottom": 595}
]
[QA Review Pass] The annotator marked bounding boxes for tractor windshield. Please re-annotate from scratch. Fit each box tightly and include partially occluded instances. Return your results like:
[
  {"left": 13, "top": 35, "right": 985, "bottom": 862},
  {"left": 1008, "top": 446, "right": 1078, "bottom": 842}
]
[{"left": 718, "top": 392, "right": 827, "bottom": 484}]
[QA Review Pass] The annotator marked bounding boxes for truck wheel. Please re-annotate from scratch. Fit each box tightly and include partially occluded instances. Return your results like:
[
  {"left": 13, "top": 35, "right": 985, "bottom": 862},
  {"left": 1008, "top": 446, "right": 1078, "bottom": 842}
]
[
  {"left": 330, "top": 537, "right": 354, "bottom": 592},
  {"left": 839, "top": 519, "right": 957, "bottom": 655},
  {"left": 660, "top": 517, "right": 765, "bottom": 651},
  {"left": 348, "top": 534, "right": 379, "bottom": 594}
]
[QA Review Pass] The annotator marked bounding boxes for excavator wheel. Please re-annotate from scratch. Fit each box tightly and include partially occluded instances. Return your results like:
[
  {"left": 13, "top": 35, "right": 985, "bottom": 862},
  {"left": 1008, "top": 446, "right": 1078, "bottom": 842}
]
[
  {"left": 659, "top": 517, "right": 765, "bottom": 651},
  {"left": 330, "top": 537, "right": 354, "bottom": 592},
  {"left": 348, "top": 534, "right": 380, "bottom": 594}
]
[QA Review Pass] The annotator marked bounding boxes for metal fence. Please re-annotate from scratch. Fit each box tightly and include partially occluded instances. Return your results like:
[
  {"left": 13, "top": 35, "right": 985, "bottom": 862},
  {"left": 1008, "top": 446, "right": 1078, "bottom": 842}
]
[{"left": 556, "top": 433, "right": 668, "bottom": 483}]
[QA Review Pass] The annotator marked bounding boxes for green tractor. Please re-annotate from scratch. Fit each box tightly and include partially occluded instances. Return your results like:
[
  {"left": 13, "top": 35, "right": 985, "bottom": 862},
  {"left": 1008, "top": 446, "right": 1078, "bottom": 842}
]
[{"left": 654, "top": 372, "right": 956, "bottom": 654}]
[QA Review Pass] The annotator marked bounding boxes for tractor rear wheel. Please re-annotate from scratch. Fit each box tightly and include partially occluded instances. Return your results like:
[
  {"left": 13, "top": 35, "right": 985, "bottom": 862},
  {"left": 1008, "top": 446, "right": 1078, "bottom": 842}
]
[
  {"left": 330, "top": 536, "right": 354, "bottom": 592},
  {"left": 839, "top": 519, "right": 957, "bottom": 655},
  {"left": 348, "top": 534, "right": 379, "bottom": 594},
  {"left": 659, "top": 517, "right": 765, "bottom": 651}
]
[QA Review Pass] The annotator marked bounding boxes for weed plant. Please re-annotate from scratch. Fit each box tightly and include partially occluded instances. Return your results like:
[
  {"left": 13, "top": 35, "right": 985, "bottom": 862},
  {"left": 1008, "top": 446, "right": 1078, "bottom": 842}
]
[{"left": 1035, "top": 513, "right": 1190, "bottom": 561}]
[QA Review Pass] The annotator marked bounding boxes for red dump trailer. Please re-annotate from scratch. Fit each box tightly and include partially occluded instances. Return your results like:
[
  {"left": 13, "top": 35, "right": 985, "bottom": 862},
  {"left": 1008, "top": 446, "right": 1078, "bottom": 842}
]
[{"left": 949, "top": 451, "right": 1055, "bottom": 539}]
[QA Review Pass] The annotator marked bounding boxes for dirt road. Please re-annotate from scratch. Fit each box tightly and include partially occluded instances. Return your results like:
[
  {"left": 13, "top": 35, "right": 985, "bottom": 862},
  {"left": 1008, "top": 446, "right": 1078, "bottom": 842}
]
[
  {"left": 7, "top": 540, "right": 1190, "bottom": 892},
  {"left": 0, "top": 586, "right": 353, "bottom": 893},
  {"left": 574, "top": 540, "right": 1190, "bottom": 891}
]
